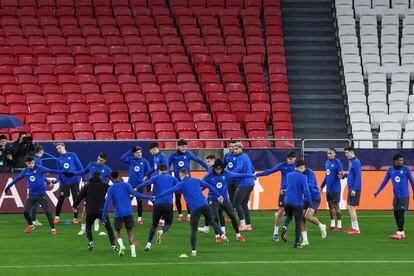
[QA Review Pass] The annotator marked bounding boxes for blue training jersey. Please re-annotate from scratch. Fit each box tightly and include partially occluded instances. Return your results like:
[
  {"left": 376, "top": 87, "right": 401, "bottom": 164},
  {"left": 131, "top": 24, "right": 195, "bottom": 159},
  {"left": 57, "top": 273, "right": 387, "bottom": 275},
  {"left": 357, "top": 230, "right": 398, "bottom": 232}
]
[
  {"left": 256, "top": 161, "right": 295, "bottom": 190},
  {"left": 346, "top": 158, "right": 362, "bottom": 191},
  {"left": 231, "top": 153, "right": 256, "bottom": 187},
  {"left": 73, "top": 161, "right": 112, "bottom": 182},
  {"left": 137, "top": 173, "right": 179, "bottom": 205},
  {"left": 168, "top": 151, "right": 209, "bottom": 180},
  {"left": 158, "top": 177, "right": 220, "bottom": 212},
  {"left": 102, "top": 181, "right": 153, "bottom": 220},
  {"left": 203, "top": 170, "right": 254, "bottom": 202},
  {"left": 375, "top": 166, "right": 414, "bottom": 199},
  {"left": 120, "top": 151, "right": 151, "bottom": 188},
  {"left": 284, "top": 171, "right": 312, "bottom": 207},
  {"left": 303, "top": 168, "right": 320, "bottom": 200},
  {"left": 34, "top": 156, "right": 51, "bottom": 184},
  {"left": 56, "top": 152, "right": 86, "bottom": 185},
  {"left": 6, "top": 165, "right": 63, "bottom": 196},
  {"left": 320, "top": 159, "right": 343, "bottom": 193},
  {"left": 223, "top": 152, "right": 237, "bottom": 171},
  {"left": 150, "top": 152, "right": 169, "bottom": 176}
]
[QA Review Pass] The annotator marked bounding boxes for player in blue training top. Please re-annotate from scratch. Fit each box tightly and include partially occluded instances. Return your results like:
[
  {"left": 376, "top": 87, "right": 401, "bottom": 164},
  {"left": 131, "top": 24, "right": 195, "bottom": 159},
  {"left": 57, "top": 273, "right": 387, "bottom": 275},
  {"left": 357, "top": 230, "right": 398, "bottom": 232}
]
[
  {"left": 168, "top": 139, "right": 209, "bottom": 222},
  {"left": 280, "top": 160, "right": 311, "bottom": 249},
  {"left": 157, "top": 168, "right": 228, "bottom": 257},
  {"left": 4, "top": 156, "right": 66, "bottom": 235},
  {"left": 320, "top": 148, "right": 344, "bottom": 230},
  {"left": 374, "top": 154, "right": 414, "bottom": 240},
  {"left": 256, "top": 151, "right": 296, "bottom": 241},
  {"left": 54, "top": 142, "right": 86, "bottom": 224},
  {"left": 120, "top": 146, "right": 151, "bottom": 225},
  {"left": 70, "top": 152, "right": 112, "bottom": 235},
  {"left": 301, "top": 167, "right": 327, "bottom": 246},
  {"left": 102, "top": 171, "right": 155, "bottom": 258},
  {"left": 223, "top": 142, "right": 238, "bottom": 206},
  {"left": 343, "top": 146, "right": 362, "bottom": 234},
  {"left": 136, "top": 164, "right": 179, "bottom": 252}
]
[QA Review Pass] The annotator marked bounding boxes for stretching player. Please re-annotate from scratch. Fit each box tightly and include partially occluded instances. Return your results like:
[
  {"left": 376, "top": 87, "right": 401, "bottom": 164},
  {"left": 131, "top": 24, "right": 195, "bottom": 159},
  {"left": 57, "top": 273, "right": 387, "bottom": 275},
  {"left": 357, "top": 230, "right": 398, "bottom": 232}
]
[
  {"left": 120, "top": 146, "right": 151, "bottom": 225},
  {"left": 320, "top": 148, "right": 343, "bottom": 230},
  {"left": 4, "top": 156, "right": 65, "bottom": 234},
  {"left": 136, "top": 164, "right": 178, "bottom": 252},
  {"left": 71, "top": 152, "right": 112, "bottom": 235},
  {"left": 168, "top": 139, "right": 209, "bottom": 222},
  {"left": 31, "top": 146, "right": 50, "bottom": 226},
  {"left": 374, "top": 154, "right": 414, "bottom": 239},
  {"left": 256, "top": 151, "right": 296, "bottom": 240},
  {"left": 73, "top": 172, "right": 116, "bottom": 251},
  {"left": 54, "top": 142, "right": 86, "bottom": 224},
  {"left": 301, "top": 167, "right": 327, "bottom": 246},
  {"left": 157, "top": 168, "right": 228, "bottom": 257},
  {"left": 280, "top": 160, "right": 311, "bottom": 249},
  {"left": 203, "top": 159, "right": 254, "bottom": 242},
  {"left": 223, "top": 142, "right": 237, "bottom": 205},
  {"left": 102, "top": 172, "right": 154, "bottom": 257},
  {"left": 343, "top": 146, "right": 362, "bottom": 234}
]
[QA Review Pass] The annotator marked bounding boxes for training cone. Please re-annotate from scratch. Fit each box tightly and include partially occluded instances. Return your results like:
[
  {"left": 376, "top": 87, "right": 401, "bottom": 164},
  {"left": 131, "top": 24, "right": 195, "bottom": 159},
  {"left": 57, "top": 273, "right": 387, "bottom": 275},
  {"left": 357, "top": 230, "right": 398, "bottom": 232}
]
[
  {"left": 98, "top": 232, "right": 106, "bottom": 236},
  {"left": 179, "top": 254, "right": 188, "bottom": 258},
  {"left": 65, "top": 221, "right": 72, "bottom": 225}
]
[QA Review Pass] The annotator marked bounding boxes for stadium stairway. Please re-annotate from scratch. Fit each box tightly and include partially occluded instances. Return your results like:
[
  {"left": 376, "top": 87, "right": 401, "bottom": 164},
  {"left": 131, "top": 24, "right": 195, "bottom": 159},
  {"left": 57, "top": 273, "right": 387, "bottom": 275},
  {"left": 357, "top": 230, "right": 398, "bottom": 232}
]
[{"left": 280, "top": 0, "right": 348, "bottom": 148}]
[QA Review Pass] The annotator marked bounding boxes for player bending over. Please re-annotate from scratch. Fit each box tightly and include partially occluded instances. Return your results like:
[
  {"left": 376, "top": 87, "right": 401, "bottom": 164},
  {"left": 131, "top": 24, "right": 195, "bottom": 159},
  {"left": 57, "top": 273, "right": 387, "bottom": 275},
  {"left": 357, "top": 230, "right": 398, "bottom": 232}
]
[
  {"left": 4, "top": 156, "right": 65, "bottom": 234},
  {"left": 157, "top": 168, "right": 228, "bottom": 257},
  {"left": 102, "top": 172, "right": 155, "bottom": 257},
  {"left": 280, "top": 160, "right": 311, "bottom": 249},
  {"left": 374, "top": 154, "right": 414, "bottom": 239}
]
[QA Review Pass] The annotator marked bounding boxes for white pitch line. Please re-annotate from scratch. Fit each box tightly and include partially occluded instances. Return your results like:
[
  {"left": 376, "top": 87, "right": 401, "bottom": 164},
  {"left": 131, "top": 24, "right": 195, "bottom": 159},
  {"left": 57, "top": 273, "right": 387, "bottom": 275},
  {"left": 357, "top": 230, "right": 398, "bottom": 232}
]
[{"left": 2, "top": 260, "right": 414, "bottom": 269}]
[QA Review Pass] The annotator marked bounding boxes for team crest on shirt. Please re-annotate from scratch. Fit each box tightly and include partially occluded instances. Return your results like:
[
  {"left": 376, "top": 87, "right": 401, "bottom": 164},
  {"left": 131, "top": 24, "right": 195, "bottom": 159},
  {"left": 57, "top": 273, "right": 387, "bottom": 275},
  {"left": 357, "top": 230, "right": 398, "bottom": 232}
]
[
  {"left": 184, "top": 156, "right": 187, "bottom": 159},
  {"left": 400, "top": 171, "right": 403, "bottom": 174},
  {"left": 68, "top": 157, "right": 71, "bottom": 160},
  {"left": 101, "top": 169, "right": 105, "bottom": 173},
  {"left": 228, "top": 162, "right": 233, "bottom": 168},
  {"left": 331, "top": 164, "right": 335, "bottom": 167},
  {"left": 29, "top": 176, "right": 36, "bottom": 182},
  {"left": 395, "top": 176, "right": 401, "bottom": 183},
  {"left": 178, "top": 161, "right": 185, "bottom": 167},
  {"left": 134, "top": 166, "right": 140, "bottom": 172},
  {"left": 326, "top": 169, "right": 331, "bottom": 175},
  {"left": 216, "top": 182, "right": 223, "bottom": 188},
  {"left": 63, "top": 163, "right": 70, "bottom": 169}
]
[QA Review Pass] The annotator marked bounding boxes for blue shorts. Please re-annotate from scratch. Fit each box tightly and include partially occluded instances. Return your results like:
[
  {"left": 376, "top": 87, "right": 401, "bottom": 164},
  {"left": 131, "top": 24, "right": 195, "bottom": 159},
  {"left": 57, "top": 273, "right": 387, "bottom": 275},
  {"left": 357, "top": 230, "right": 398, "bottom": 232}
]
[
  {"left": 326, "top": 192, "right": 341, "bottom": 203},
  {"left": 304, "top": 199, "right": 321, "bottom": 211},
  {"left": 347, "top": 190, "right": 361, "bottom": 206},
  {"left": 393, "top": 197, "right": 409, "bottom": 211}
]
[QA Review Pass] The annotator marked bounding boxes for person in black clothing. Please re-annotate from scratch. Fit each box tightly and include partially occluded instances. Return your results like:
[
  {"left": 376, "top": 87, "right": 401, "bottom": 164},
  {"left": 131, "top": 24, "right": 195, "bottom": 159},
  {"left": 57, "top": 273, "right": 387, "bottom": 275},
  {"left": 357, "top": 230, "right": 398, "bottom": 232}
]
[
  {"left": 9, "top": 132, "right": 36, "bottom": 169},
  {"left": 73, "top": 172, "right": 116, "bottom": 251},
  {"left": 0, "top": 135, "right": 12, "bottom": 172}
]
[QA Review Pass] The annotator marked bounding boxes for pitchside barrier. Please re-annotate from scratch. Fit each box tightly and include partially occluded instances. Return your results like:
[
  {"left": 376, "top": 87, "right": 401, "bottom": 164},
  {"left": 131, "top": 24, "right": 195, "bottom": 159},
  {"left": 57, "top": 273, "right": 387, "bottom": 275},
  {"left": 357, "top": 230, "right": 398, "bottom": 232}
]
[{"left": 0, "top": 139, "right": 413, "bottom": 213}]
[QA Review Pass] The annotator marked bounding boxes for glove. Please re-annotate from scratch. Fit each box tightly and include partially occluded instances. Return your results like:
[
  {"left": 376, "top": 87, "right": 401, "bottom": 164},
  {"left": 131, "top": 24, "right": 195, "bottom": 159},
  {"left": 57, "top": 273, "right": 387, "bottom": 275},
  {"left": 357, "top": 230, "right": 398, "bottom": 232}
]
[
  {"left": 4, "top": 186, "right": 10, "bottom": 194},
  {"left": 63, "top": 171, "right": 74, "bottom": 178}
]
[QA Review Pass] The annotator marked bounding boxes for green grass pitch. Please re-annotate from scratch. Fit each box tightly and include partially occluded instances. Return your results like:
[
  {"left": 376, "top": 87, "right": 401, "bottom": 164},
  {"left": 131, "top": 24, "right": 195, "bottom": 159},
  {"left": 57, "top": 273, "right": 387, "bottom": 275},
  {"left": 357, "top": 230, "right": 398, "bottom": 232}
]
[{"left": 1, "top": 210, "right": 414, "bottom": 276}]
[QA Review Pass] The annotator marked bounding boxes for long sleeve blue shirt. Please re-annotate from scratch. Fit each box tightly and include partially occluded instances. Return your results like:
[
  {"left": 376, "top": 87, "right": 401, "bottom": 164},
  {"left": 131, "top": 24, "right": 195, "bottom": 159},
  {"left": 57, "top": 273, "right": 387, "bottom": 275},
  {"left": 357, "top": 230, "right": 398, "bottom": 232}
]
[
  {"left": 303, "top": 168, "right": 320, "bottom": 200},
  {"left": 256, "top": 161, "right": 295, "bottom": 190},
  {"left": 320, "top": 159, "right": 344, "bottom": 192},
  {"left": 346, "top": 158, "right": 362, "bottom": 191},
  {"left": 34, "top": 156, "right": 51, "bottom": 184},
  {"left": 168, "top": 150, "right": 209, "bottom": 180},
  {"left": 231, "top": 153, "right": 256, "bottom": 187},
  {"left": 223, "top": 152, "right": 237, "bottom": 171},
  {"left": 157, "top": 177, "right": 220, "bottom": 212},
  {"left": 375, "top": 166, "right": 414, "bottom": 199},
  {"left": 102, "top": 181, "right": 153, "bottom": 221},
  {"left": 149, "top": 152, "right": 169, "bottom": 176},
  {"left": 56, "top": 152, "right": 86, "bottom": 185},
  {"left": 284, "top": 171, "right": 312, "bottom": 207},
  {"left": 120, "top": 151, "right": 151, "bottom": 188},
  {"left": 137, "top": 173, "right": 179, "bottom": 205},
  {"left": 203, "top": 170, "right": 254, "bottom": 202},
  {"left": 73, "top": 161, "right": 112, "bottom": 182},
  {"left": 6, "top": 165, "right": 63, "bottom": 196}
]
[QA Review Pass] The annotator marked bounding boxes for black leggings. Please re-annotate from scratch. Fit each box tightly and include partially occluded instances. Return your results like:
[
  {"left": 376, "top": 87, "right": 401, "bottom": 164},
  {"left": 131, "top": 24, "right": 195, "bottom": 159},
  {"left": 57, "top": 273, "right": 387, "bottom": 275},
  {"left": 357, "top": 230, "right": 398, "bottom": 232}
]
[
  {"left": 228, "top": 180, "right": 238, "bottom": 205},
  {"left": 190, "top": 205, "right": 222, "bottom": 251},
  {"left": 234, "top": 186, "right": 253, "bottom": 224},
  {"left": 175, "top": 191, "right": 190, "bottom": 215},
  {"left": 210, "top": 201, "right": 239, "bottom": 233},
  {"left": 136, "top": 188, "right": 144, "bottom": 218},
  {"left": 148, "top": 203, "right": 174, "bottom": 243},
  {"left": 87, "top": 212, "right": 115, "bottom": 246},
  {"left": 31, "top": 202, "right": 40, "bottom": 221},
  {"left": 56, "top": 183, "right": 79, "bottom": 218},
  {"left": 284, "top": 204, "right": 303, "bottom": 245},
  {"left": 394, "top": 210, "right": 405, "bottom": 231},
  {"left": 24, "top": 195, "right": 54, "bottom": 229}
]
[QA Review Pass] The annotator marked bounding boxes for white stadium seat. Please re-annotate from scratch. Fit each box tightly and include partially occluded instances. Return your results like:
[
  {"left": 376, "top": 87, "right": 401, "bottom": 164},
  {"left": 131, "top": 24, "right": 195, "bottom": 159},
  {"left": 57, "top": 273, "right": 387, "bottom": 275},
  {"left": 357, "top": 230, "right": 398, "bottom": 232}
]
[
  {"left": 349, "top": 103, "right": 368, "bottom": 115},
  {"left": 350, "top": 113, "right": 371, "bottom": 124},
  {"left": 337, "top": 16, "right": 356, "bottom": 27},
  {"left": 391, "top": 72, "right": 410, "bottom": 84},
  {"left": 344, "top": 63, "right": 363, "bottom": 75},
  {"left": 381, "top": 36, "right": 398, "bottom": 46},
  {"left": 346, "top": 82, "right": 365, "bottom": 93},
  {"left": 339, "top": 26, "right": 357, "bottom": 37},
  {"left": 360, "top": 15, "right": 378, "bottom": 26},
  {"left": 402, "top": 131, "right": 414, "bottom": 148},
  {"left": 378, "top": 131, "right": 400, "bottom": 148},
  {"left": 341, "top": 45, "right": 359, "bottom": 55},
  {"left": 405, "top": 121, "right": 414, "bottom": 130},
  {"left": 360, "top": 26, "right": 378, "bottom": 37},
  {"left": 391, "top": 82, "right": 409, "bottom": 93},
  {"left": 373, "top": 0, "right": 390, "bottom": 14},
  {"left": 389, "top": 92, "right": 409, "bottom": 104},
  {"left": 382, "top": 15, "right": 399, "bottom": 26},
  {"left": 361, "top": 35, "right": 378, "bottom": 45},
  {"left": 337, "top": 7, "right": 355, "bottom": 17},
  {"left": 345, "top": 72, "right": 364, "bottom": 84},
  {"left": 352, "top": 122, "right": 372, "bottom": 132},
  {"left": 368, "top": 82, "right": 387, "bottom": 94},
  {"left": 368, "top": 93, "right": 387, "bottom": 104},
  {"left": 353, "top": 131, "right": 374, "bottom": 148},
  {"left": 406, "top": 112, "right": 414, "bottom": 122},
  {"left": 340, "top": 36, "right": 358, "bottom": 46},
  {"left": 348, "top": 93, "right": 367, "bottom": 104}
]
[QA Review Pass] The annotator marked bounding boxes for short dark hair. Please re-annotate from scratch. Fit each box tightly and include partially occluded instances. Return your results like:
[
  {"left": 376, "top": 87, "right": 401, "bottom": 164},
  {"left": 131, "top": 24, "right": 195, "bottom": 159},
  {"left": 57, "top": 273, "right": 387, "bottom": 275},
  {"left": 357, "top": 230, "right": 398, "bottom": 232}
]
[
  {"left": 148, "top": 142, "right": 159, "bottom": 149},
  {"left": 287, "top": 151, "right": 296, "bottom": 158},
  {"left": 111, "top": 171, "right": 120, "bottom": 179},
  {"left": 295, "top": 160, "right": 306, "bottom": 167},
  {"left": 393, "top": 154, "right": 403, "bottom": 161},
  {"left": 177, "top": 139, "right": 187, "bottom": 146},
  {"left": 98, "top": 152, "right": 107, "bottom": 160},
  {"left": 55, "top": 142, "right": 65, "bottom": 147},
  {"left": 344, "top": 146, "right": 354, "bottom": 152},
  {"left": 93, "top": 172, "right": 102, "bottom": 179},
  {"left": 0, "top": 135, "right": 7, "bottom": 140},
  {"left": 25, "top": 155, "right": 34, "bottom": 163},
  {"left": 179, "top": 168, "right": 188, "bottom": 175},
  {"left": 206, "top": 155, "right": 216, "bottom": 160},
  {"left": 328, "top": 148, "right": 337, "bottom": 153},
  {"left": 35, "top": 146, "right": 44, "bottom": 154},
  {"left": 157, "top": 163, "right": 167, "bottom": 172},
  {"left": 132, "top": 146, "right": 142, "bottom": 153},
  {"left": 213, "top": 159, "right": 224, "bottom": 169}
]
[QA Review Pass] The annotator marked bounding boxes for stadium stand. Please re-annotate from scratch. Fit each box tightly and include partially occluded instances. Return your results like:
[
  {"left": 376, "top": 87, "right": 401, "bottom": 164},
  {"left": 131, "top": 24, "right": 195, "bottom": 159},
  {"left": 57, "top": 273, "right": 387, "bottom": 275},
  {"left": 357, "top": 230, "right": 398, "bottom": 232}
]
[{"left": 0, "top": 0, "right": 293, "bottom": 148}]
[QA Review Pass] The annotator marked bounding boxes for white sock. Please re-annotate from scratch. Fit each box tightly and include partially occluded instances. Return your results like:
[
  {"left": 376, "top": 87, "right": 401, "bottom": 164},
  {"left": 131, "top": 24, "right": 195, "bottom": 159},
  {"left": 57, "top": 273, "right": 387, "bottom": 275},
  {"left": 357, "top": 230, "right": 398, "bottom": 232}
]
[
  {"left": 274, "top": 226, "right": 279, "bottom": 235},
  {"left": 352, "top": 221, "right": 359, "bottom": 230},
  {"left": 330, "top": 219, "right": 335, "bottom": 227},
  {"left": 246, "top": 224, "right": 251, "bottom": 227},
  {"left": 117, "top": 238, "right": 124, "bottom": 248},
  {"left": 81, "top": 224, "right": 86, "bottom": 231},
  {"left": 179, "top": 214, "right": 183, "bottom": 217},
  {"left": 236, "top": 233, "right": 241, "bottom": 238},
  {"left": 55, "top": 216, "right": 59, "bottom": 219},
  {"left": 138, "top": 217, "right": 142, "bottom": 221},
  {"left": 130, "top": 244, "right": 136, "bottom": 254},
  {"left": 215, "top": 234, "right": 220, "bottom": 238},
  {"left": 337, "top": 220, "right": 342, "bottom": 228},
  {"left": 187, "top": 214, "right": 191, "bottom": 217},
  {"left": 221, "top": 226, "right": 226, "bottom": 234},
  {"left": 318, "top": 224, "right": 325, "bottom": 231},
  {"left": 400, "top": 231, "right": 405, "bottom": 235},
  {"left": 240, "top": 219, "right": 246, "bottom": 226},
  {"left": 302, "top": 231, "right": 308, "bottom": 242},
  {"left": 146, "top": 242, "right": 151, "bottom": 248},
  {"left": 159, "top": 229, "right": 164, "bottom": 234}
]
